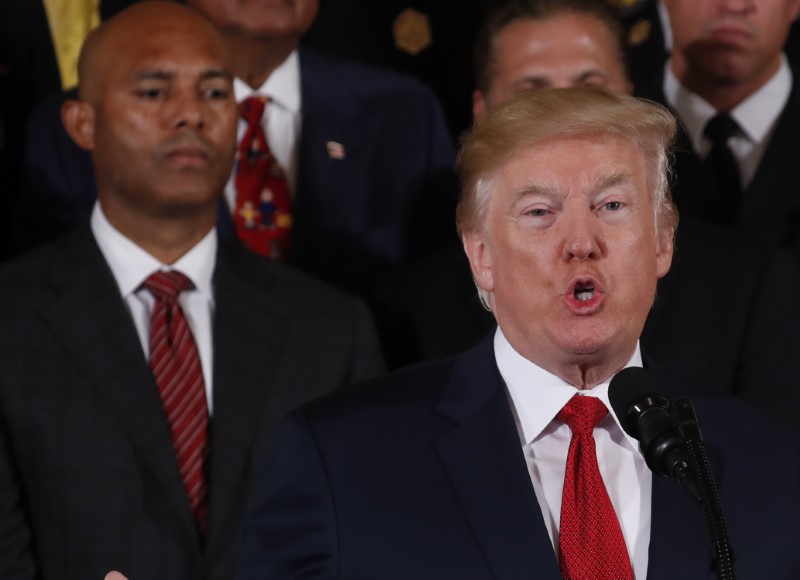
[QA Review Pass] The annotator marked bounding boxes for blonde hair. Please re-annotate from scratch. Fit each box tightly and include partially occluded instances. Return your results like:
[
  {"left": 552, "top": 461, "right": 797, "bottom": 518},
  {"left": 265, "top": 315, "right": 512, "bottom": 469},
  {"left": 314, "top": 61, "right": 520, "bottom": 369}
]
[{"left": 456, "top": 87, "right": 679, "bottom": 309}]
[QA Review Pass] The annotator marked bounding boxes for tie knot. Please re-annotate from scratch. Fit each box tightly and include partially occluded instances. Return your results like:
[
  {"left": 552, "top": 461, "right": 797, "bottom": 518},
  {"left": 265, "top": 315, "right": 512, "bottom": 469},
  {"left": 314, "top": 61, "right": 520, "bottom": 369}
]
[
  {"left": 142, "top": 271, "right": 193, "bottom": 302},
  {"left": 239, "top": 95, "right": 268, "bottom": 127},
  {"left": 557, "top": 396, "right": 608, "bottom": 435},
  {"left": 704, "top": 113, "right": 740, "bottom": 144}
]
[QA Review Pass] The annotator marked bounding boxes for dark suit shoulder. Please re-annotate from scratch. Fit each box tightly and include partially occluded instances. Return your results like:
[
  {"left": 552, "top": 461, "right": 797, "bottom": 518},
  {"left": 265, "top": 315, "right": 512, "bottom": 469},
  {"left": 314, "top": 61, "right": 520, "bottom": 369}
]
[
  {"left": 216, "top": 239, "right": 371, "bottom": 314},
  {"left": 0, "top": 226, "right": 90, "bottom": 296},
  {"left": 299, "top": 46, "right": 441, "bottom": 101},
  {"left": 298, "top": 356, "right": 456, "bottom": 421}
]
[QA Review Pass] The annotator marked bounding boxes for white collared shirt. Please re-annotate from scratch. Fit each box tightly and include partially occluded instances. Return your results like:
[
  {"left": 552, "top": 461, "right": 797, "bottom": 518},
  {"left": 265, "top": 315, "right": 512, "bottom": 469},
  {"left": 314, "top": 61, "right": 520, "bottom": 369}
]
[
  {"left": 90, "top": 203, "right": 217, "bottom": 414},
  {"left": 496, "top": 328, "right": 651, "bottom": 579},
  {"left": 664, "top": 55, "right": 792, "bottom": 189},
  {"left": 225, "top": 50, "right": 302, "bottom": 212}
]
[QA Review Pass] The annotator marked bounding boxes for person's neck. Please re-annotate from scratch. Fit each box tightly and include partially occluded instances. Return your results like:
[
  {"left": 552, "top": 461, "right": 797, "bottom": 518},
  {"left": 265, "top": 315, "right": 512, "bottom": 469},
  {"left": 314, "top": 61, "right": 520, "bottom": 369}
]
[
  {"left": 223, "top": 33, "right": 298, "bottom": 90},
  {"left": 510, "top": 333, "right": 632, "bottom": 391},
  {"left": 101, "top": 201, "right": 217, "bottom": 265},
  {"left": 553, "top": 359, "right": 624, "bottom": 391},
  {"left": 671, "top": 55, "right": 781, "bottom": 112}
]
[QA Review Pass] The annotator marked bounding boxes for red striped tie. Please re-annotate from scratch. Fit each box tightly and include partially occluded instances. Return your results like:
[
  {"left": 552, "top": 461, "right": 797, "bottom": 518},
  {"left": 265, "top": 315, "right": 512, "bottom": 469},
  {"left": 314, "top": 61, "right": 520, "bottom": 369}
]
[
  {"left": 143, "top": 271, "right": 209, "bottom": 534},
  {"left": 557, "top": 395, "right": 634, "bottom": 580}
]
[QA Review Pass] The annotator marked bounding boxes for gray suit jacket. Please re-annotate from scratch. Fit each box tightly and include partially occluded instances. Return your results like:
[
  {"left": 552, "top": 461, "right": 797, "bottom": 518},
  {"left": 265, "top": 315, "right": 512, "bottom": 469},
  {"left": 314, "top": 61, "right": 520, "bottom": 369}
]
[{"left": 0, "top": 225, "right": 384, "bottom": 580}]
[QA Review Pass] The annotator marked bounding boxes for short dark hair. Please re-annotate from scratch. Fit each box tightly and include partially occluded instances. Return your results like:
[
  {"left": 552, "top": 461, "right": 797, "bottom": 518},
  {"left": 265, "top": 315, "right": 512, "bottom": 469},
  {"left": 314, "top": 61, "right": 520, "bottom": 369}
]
[{"left": 473, "top": 0, "right": 627, "bottom": 94}]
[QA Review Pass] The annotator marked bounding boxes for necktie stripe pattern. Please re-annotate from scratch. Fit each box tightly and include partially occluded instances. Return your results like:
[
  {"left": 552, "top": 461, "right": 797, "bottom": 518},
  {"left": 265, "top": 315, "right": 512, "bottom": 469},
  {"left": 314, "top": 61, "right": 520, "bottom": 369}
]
[
  {"left": 143, "top": 271, "right": 209, "bottom": 534},
  {"left": 234, "top": 95, "right": 292, "bottom": 259},
  {"left": 557, "top": 395, "right": 633, "bottom": 580}
]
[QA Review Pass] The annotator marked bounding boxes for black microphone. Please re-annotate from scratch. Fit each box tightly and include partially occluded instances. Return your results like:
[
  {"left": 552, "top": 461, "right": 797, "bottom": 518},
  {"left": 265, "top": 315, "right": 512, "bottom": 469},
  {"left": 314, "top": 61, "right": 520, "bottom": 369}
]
[{"left": 608, "top": 367, "right": 700, "bottom": 502}]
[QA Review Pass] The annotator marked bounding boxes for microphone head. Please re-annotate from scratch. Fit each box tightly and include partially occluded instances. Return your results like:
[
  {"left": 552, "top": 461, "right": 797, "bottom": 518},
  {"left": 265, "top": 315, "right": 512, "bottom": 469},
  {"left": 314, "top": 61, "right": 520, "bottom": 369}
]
[
  {"left": 608, "top": 366, "right": 661, "bottom": 438},
  {"left": 608, "top": 367, "right": 701, "bottom": 501}
]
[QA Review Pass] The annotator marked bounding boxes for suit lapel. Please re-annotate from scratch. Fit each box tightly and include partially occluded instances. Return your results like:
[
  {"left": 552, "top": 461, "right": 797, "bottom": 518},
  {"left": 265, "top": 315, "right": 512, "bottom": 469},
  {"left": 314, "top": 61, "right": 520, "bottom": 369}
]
[
  {"left": 643, "top": 357, "right": 724, "bottom": 580},
  {"left": 294, "top": 48, "right": 385, "bottom": 247},
  {"left": 205, "top": 244, "right": 291, "bottom": 552},
  {"left": 40, "top": 228, "right": 199, "bottom": 546},
  {"left": 737, "top": 86, "right": 800, "bottom": 236},
  {"left": 435, "top": 338, "right": 562, "bottom": 580},
  {"left": 647, "top": 475, "right": 714, "bottom": 579}
]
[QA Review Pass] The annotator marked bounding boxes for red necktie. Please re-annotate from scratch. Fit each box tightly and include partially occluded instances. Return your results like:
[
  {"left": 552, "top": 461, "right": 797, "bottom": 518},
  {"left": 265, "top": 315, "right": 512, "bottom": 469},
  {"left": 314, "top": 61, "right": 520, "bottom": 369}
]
[
  {"left": 143, "top": 271, "right": 209, "bottom": 534},
  {"left": 557, "top": 396, "right": 634, "bottom": 580},
  {"left": 234, "top": 95, "right": 292, "bottom": 259}
]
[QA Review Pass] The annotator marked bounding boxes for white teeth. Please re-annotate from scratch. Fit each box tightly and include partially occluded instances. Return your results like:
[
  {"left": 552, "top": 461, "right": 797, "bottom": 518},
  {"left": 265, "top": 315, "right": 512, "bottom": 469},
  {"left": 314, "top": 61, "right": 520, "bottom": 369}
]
[{"left": 576, "top": 290, "right": 593, "bottom": 301}]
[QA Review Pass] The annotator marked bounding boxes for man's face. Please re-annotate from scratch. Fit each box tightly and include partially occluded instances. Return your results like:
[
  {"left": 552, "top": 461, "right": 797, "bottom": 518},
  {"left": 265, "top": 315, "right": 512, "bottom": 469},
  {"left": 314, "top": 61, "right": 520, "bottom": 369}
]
[
  {"left": 475, "top": 13, "right": 631, "bottom": 116},
  {"left": 86, "top": 17, "right": 237, "bottom": 219},
  {"left": 665, "top": 0, "right": 800, "bottom": 86},
  {"left": 186, "top": 0, "right": 319, "bottom": 42},
  {"left": 464, "top": 135, "right": 673, "bottom": 371}
]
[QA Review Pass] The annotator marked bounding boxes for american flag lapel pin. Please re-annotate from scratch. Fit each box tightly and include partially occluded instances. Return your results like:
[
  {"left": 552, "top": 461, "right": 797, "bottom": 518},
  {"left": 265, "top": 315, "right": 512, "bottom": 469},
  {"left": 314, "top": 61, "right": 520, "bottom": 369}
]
[{"left": 326, "top": 141, "right": 346, "bottom": 160}]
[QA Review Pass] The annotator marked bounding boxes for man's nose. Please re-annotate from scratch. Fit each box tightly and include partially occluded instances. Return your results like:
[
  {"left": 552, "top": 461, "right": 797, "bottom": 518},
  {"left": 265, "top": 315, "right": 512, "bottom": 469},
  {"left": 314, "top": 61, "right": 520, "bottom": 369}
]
[
  {"left": 561, "top": 209, "right": 603, "bottom": 261},
  {"left": 173, "top": 92, "right": 205, "bottom": 129},
  {"left": 719, "top": 0, "right": 755, "bottom": 15}
]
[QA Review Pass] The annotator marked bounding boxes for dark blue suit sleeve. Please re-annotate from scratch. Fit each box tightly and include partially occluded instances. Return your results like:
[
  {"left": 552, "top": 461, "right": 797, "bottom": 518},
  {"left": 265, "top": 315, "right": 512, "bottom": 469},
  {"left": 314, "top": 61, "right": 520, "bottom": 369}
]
[{"left": 237, "top": 413, "right": 339, "bottom": 580}]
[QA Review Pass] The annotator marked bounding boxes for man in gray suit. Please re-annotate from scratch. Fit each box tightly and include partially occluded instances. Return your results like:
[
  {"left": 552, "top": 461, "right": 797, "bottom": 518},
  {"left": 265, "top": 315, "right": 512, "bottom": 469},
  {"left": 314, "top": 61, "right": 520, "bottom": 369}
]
[{"left": 0, "top": 3, "right": 383, "bottom": 579}]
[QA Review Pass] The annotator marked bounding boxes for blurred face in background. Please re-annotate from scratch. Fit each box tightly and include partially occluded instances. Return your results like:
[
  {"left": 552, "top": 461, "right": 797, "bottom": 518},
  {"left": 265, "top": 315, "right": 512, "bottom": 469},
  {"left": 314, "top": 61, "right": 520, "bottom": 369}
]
[
  {"left": 186, "top": 0, "right": 319, "bottom": 42},
  {"left": 473, "top": 12, "right": 631, "bottom": 117},
  {"left": 664, "top": 0, "right": 800, "bottom": 91}
]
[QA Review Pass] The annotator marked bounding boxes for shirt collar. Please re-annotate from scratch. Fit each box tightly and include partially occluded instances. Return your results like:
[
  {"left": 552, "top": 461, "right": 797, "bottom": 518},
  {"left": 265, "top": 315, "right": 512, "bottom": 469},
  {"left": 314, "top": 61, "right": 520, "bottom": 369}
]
[
  {"left": 233, "top": 50, "right": 301, "bottom": 114},
  {"left": 495, "top": 327, "right": 643, "bottom": 447},
  {"left": 664, "top": 54, "right": 792, "bottom": 147},
  {"left": 90, "top": 202, "right": 217, "bottom": 304}
]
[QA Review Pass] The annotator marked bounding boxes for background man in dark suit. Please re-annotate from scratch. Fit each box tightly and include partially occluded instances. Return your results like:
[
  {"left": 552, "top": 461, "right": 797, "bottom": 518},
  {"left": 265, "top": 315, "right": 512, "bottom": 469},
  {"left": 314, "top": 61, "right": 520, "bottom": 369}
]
[
  {"left": 637, "top": 0, "right": 800, "bottom": 255},
  {"left": 19, "top": 0, "right": 456, "bottom": 302},
  {"left": 0, "top": 3, "right": 383, "bottom": 579},
  {"left": 237, "top": 88, "right": 799, "bottom": 580}
]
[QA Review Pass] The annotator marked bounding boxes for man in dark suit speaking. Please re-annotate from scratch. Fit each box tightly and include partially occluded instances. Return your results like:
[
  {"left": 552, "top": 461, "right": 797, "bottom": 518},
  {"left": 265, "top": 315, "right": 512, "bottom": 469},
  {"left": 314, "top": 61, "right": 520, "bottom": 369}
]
[
  {"left": 237, "top": 89, "right": 799, "bottom": 579},
  {"left": 0, "top": 3, "right": 383, "bottom": 579}
]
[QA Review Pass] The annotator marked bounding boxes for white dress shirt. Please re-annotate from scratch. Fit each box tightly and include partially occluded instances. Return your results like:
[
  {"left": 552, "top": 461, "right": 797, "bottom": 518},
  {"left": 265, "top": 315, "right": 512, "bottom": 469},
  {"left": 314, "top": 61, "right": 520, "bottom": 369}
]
[
  {"left": 90, "top": 203, "right": 217, "bottom": 413},
  {"left": 664, "top": 55, "right": 792, "bottom": 190},
  {"left": 225, "top": 50, "right": 303, "bottom": 213},
  {"left": 495, "top": 328, "right": 652, "bottom": 580}
]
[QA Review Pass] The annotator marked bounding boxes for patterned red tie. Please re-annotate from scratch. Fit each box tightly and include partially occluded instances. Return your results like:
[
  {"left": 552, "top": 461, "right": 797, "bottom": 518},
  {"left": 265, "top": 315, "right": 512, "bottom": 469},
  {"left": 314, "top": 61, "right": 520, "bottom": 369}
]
[
  {"left": 557, "top": 396, "right": 634, "bottom": 580},
  {"left": 143, "top": 271, "right": 209, "bottom": 534},
  {"left": 234, "top": 95, "right": 292, "bottom": 259}
]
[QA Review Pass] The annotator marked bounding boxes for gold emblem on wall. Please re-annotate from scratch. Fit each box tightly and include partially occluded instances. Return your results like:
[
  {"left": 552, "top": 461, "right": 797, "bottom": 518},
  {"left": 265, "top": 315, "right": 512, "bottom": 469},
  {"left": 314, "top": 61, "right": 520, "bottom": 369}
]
[
  {"left": 628, "top": 19, "right": 652, "bottom": 46},
  {"left": 393, "top": 8, "right": 432, "bottom": 56},
  {"left": 605, "top": 0, "right": 644, "bottom": 7}
]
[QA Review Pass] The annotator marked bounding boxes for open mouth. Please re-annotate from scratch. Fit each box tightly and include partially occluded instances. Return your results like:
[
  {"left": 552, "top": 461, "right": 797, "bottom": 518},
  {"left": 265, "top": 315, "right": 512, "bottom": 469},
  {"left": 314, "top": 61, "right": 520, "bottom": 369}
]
[{"left": 574, "top": 282, "right": 595, "bottom": 302}]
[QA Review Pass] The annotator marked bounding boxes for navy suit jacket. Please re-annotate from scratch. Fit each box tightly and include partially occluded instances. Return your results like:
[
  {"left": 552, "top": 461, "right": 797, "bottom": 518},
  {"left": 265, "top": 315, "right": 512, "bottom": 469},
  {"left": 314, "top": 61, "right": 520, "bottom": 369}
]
[
  {"left": 636, "top": 73, "right": 800, "bottom": 257},
  {"left": 0, "top": 225, "right": 385, "bottom": 580},
  {"left": 237, "top": 334, "right": 800, "bottom": 579},
  {"left": 18, "top": 48, "right": 457, "bottom": 295}
]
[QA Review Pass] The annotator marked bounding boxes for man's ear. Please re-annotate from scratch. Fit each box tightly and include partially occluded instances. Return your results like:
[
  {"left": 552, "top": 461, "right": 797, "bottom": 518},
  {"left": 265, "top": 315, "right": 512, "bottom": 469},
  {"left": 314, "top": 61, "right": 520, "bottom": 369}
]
[
  {"left": 656, "top": 226, "right": 675, "bottom": 280},
  {"left": 61, "top": 99, "right": 96, "bottom": 151},
  {"left": 462, "top": 232, "right": 494, "bottom": 294},
  {"left": 472, "top": 90, "right": 488, "bottom": 121}
]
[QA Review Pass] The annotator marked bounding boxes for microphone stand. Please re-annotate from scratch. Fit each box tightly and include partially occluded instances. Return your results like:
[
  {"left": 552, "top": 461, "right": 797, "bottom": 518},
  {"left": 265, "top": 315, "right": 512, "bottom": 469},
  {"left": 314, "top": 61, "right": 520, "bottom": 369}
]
[{"left": 673, "top": 398, "right": 736, "bottom": 580}]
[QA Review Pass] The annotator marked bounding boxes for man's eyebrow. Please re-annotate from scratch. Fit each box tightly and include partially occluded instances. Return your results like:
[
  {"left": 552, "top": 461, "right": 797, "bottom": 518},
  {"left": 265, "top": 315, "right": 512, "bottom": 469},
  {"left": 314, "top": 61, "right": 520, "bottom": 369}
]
[
  {"left": 509, "top": 171, "right": 634, "bottom": 204},
  {"left": 592, "top": 171, "right": 634, "bottom": 191},
  {"left": 133, "top": 68, "right": 233, "bottom": 82},
  {"left": 200, "top": 68, "right": 234, "bottom": 82},
  {"left": 513, "top": 182, "right": 560, "bottom": 198}
]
